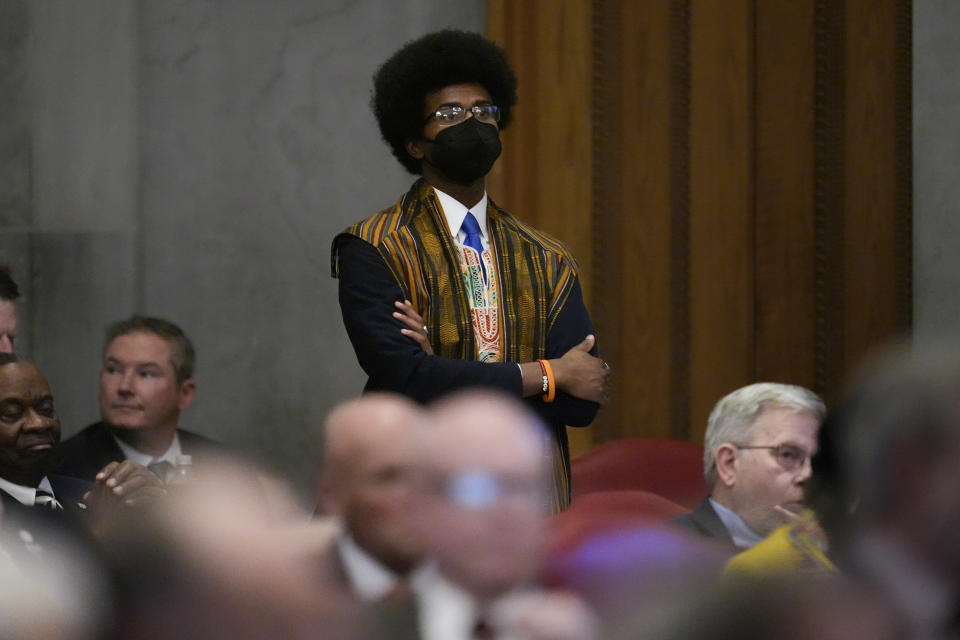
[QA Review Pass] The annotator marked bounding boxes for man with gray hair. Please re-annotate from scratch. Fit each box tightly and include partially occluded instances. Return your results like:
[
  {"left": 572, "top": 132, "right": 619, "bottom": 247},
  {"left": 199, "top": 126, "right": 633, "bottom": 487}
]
[{"left": 673, "top": 382, "right": 826, "bottom": 549}]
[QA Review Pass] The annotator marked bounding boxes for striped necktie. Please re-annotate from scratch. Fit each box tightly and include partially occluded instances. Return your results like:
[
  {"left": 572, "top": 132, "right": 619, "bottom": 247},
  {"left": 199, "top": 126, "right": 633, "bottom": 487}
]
[
  {"left": 148, "top": 460, "right": 174, "bottom": 484},
  {"left": 34, "top": 487, "right": 63, "bottom": 510}
]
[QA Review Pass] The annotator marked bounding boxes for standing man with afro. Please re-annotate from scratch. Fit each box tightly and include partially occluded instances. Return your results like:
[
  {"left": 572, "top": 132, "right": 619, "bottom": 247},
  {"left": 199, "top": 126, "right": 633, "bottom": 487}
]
[{"left": 332, "top": 30, "right": 609, "bottom": 510}]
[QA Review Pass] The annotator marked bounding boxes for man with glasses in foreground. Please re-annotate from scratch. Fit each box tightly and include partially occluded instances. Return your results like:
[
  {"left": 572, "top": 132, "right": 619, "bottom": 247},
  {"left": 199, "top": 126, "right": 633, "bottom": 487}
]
[
  {"left": 673, "top": 383, "right": 826, "bottom": 551},
  {"left": 332, "top": 30, "right": 609, "bottom": 512},
  {"left": 408, "top": 391, "right": 596, "bottom": 640}
]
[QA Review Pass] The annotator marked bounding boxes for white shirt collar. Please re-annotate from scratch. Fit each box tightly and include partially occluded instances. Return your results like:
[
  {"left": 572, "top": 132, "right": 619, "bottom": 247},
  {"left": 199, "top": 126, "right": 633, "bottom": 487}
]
[
  {"left": 0, "top": 475, "right": 55, "bottom": 507},
  {"left": 336, "top": 532, "right": 401, "bottom": 601},
  {"left": 410, "top": 562, "right": 539, "bottom": 640},
  {"left": 709, "top": 497, "right": 765, "bottom": 549},
  {"left": 432, "top": 187, "right": 489, "bottom": 247},
  {"left": 410, "top": 562, "right": 478, "bottom": 640},
  {"left": 112, "top": 431, "right": 183, "bottom": 467}
]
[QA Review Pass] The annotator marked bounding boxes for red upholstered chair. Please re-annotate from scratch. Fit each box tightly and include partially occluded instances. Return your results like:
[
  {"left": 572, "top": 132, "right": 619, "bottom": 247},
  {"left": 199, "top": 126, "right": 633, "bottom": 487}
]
[
  {"left": 547, "top": 489, "right": 687, "bottom": 556},
  {"left": 570, "top": 437, "right": 707, "bottom": 509}
]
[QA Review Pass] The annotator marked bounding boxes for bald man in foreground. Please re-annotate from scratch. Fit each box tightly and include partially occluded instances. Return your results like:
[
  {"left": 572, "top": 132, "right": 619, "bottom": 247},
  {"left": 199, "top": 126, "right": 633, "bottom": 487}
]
[{"left": 315, "top": 393, "right": 427, "bottom": 602}]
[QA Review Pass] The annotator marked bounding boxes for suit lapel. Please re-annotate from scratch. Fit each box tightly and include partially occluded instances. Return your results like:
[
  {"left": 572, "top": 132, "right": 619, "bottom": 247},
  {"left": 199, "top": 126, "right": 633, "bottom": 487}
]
[
  {"left": 48, "top": 474, "right": 92, "bottom": 515},
  {"left": 691, "top": 498, "right": 735, "bottom": 543}
]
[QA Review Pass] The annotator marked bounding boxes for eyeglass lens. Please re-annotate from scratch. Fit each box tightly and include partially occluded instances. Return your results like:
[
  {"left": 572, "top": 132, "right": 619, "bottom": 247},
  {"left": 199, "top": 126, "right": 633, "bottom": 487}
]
[
  {"left": 773, "top": 444, "right": 807, "bottom": 470},
  {"left": 432, "top": 105, "right": 499, "bottom": 123}
]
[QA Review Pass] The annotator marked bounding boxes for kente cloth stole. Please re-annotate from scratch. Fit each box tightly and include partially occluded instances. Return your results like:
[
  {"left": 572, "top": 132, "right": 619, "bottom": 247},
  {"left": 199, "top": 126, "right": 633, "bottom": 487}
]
[
  {"left": 332, "top": 179, "right": 580, "bottom": 366},
  {"left": 332, "top": 179, "right": 582, "bottom": 512}
]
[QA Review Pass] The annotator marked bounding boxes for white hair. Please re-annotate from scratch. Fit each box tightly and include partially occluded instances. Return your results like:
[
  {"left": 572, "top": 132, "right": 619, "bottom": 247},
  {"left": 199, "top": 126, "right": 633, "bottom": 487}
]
[{"left": 703, "top": 382, "right": 826, "bottom": 487}]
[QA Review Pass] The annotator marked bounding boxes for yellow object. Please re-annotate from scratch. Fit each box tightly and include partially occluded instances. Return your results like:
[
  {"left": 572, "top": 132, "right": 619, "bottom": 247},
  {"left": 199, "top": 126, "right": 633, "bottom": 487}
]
[{"left": 725, "top": 523, "right": 837, "bottom": 578}]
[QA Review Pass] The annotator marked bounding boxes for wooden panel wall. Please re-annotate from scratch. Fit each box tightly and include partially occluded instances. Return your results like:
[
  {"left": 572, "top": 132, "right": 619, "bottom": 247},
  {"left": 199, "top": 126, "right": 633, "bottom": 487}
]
[
  {"left": 688, "top": 0, "right": 755, "bottom": 443},
  {"left": 487, "top": 0, "right": 911, "bottom": 451},
  {"left": 487, "top": 0, "right": 594, "bottom": 295},
  {"left": 754, "top": 1, "right": 817, "bottom": 389}
]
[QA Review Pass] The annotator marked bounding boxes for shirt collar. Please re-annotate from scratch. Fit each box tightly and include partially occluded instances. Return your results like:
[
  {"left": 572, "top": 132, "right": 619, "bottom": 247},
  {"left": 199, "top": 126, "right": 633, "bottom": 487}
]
[
  {"left": 410, "top": 562, "right": 537, "bottom": 640},
  {"left": 410, "top": 562, "right": 478, "bottom": 640},
  {"left": 709, "top": 497, "right": 765, "bottom": 549},
  {"left": 112, "top": 431, "right": 183, "bottom": 467},
  {"left": 432, "top": 187, "right": 488, "bottom": 241},
  {"left": 336, "top": 532, "right": 401, "bottom": 601},
  {"left": 0, "top": 475, "right": 54, "bottom": 506}
]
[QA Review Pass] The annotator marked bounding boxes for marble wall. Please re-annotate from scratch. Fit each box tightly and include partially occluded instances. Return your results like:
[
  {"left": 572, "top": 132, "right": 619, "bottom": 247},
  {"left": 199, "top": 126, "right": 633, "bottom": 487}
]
[
  {"left": 914, "top": 0, "right": 960, "bottom": 338},
  {"left": 0, "top": 0, "right": 484, "bottom": 498}
]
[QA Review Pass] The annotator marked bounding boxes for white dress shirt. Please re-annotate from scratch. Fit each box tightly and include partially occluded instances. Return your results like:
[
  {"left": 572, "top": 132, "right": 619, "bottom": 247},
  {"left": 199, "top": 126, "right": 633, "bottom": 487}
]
[
  {"left": 433, "top": 187, "right": 490, "bottom": 252},
  {"left": 112, "top": 431, "right": 183, "bottom": 467},
  {"left": 410, "top": 562, "right": 539, "bottom": 640},
  {"left": 410, "top": 562, "right": 480, "bottom": 640},
  {"left": 0, "top": 476, "right": 57, "bottom": 507}
]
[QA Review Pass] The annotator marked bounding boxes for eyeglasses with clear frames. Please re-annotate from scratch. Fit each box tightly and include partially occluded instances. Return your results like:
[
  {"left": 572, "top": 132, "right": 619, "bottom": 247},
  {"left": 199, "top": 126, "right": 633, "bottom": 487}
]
[
  {"left": 733, "top": 443, "right": 812, "bottom": 472},
  {"left": 423, "top": 104, "right": 501, "bottom": 126}
]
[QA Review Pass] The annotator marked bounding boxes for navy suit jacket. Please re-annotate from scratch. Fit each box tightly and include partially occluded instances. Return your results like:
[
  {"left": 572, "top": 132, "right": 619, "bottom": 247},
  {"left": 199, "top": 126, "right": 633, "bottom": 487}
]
[{"left": 55, "top": 421, "right": 227, "bottom": 482}]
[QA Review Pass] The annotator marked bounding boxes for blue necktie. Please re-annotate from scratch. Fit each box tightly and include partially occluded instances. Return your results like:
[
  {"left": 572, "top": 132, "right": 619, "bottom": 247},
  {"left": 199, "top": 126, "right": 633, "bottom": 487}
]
[{"left": 461, "top": 211, "right": 487, "bottom": 285}]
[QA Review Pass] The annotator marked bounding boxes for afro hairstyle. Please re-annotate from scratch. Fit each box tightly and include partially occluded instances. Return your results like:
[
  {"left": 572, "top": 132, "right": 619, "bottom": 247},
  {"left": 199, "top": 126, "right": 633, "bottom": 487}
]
[{"left": 372, "top": 29, "right": 518, "bottom": 175}]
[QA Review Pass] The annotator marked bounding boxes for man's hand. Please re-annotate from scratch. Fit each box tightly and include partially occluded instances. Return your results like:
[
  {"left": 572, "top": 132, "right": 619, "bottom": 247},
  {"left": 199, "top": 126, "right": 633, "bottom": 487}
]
[
  {"left": 84, "top": 460, "right": 167, "bottom": 510},
  {"left": 551, "top": 335, "right": 610, "bottom": 404},
  {"left": 394, "top": 299, "right": 434, "bottom": 355},
  {"left": 773, "top": 505, "right": 828, "bottom": 547}
]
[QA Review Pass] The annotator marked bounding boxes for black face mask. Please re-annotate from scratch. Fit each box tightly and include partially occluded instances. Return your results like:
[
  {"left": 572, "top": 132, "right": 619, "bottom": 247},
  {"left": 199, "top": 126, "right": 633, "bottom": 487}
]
[{"left": 422, "top": 117, "right": 502, "bottom": 184}]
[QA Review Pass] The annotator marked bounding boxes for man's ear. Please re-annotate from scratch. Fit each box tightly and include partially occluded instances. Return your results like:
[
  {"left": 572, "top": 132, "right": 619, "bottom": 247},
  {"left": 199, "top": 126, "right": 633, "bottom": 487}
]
[
  {"left": 406, "top": 139, "right": 426, "bottom": 161},
  {"left": 178, "top": 378, "right": 196, "bottom": 411},
  {"left": 715, "top": 443, "right": 739, "bottom": 488}
]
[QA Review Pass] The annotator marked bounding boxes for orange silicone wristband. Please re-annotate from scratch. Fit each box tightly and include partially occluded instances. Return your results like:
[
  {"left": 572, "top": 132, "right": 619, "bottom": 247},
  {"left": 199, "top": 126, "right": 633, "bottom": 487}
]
[{"left": 538, "top": 359, "right": 556, "bottom": 403}]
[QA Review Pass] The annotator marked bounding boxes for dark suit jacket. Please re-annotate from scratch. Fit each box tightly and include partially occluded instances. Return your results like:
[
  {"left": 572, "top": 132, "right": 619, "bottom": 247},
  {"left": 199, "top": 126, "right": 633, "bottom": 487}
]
[
  {"left": 671, "top": 496, "right": 736, "bottom": 546},
  {"left": 55, "top": 421, "right": 226, "bottom": 482},
  {"left": 0, "top": 474, "right": 92, "bottom": 555}
]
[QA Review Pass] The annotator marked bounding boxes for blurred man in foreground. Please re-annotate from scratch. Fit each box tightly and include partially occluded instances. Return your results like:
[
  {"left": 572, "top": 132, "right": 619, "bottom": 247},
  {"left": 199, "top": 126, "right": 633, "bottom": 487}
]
[
  {"left": 811, "top": 339, "right": 960, "bottom": 639},
  {"left": 102, "top": 459, "right": 366, "bottom": 640},
  {"left": 410, "top": 391, "right": 596, "bottom": 640},
  {"left": 673, "top": 383, "right": 825, "bottom": 550},
  {"left": 316, "top": 394, "right": 427, "bottom": 601}
]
